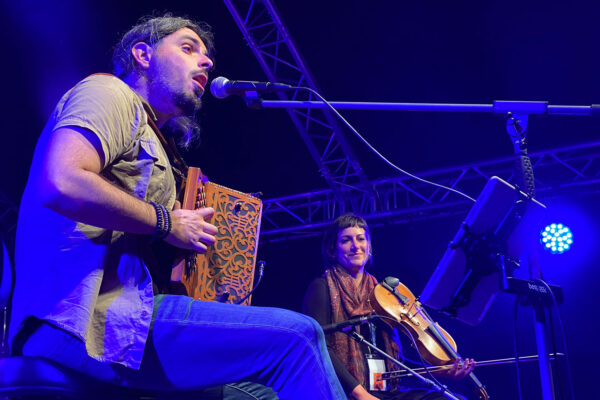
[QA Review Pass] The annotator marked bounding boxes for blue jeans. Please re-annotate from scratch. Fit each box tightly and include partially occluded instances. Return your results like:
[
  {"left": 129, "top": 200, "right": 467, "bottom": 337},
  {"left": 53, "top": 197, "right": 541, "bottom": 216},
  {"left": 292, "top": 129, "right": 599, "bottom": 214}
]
[
  {"left": 22, "top": 295, "right": 346, "bottom": 400},
  {"left": 224, "top": 382, "right": 279, "bottom": 400}
]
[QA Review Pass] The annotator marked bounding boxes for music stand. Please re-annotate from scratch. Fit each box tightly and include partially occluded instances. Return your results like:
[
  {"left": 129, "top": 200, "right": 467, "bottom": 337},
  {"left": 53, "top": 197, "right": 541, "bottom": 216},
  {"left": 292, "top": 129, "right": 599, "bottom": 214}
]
[{"left": 420, "top": 176, "right": 546, "bottom": 325}]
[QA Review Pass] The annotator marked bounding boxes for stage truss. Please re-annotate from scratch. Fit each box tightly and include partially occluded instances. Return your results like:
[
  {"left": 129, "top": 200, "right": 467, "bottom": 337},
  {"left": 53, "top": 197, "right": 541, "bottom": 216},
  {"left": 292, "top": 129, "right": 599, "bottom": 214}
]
[
  {"left": 221, "top": 1, "right": 600, "bottom": 242},
  {"left": 223, "top": 0, "right": 376, "bottom": 204},
  {"left": 259, "top": 142, "right": 600, "bottom": 242}
]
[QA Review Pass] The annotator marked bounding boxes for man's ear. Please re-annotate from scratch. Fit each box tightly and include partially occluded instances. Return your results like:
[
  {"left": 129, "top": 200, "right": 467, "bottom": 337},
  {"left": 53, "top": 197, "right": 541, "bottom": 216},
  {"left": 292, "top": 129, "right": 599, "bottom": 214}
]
[{"left": 131, "top": 42, "right": 153, "bottom": 71}]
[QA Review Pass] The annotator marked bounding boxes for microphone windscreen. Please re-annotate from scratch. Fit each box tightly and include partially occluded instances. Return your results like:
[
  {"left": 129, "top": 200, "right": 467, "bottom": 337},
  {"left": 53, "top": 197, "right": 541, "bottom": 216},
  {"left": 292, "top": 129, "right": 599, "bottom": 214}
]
[{"left": 210, "top": 76, "right": 229, "bottom": 99}]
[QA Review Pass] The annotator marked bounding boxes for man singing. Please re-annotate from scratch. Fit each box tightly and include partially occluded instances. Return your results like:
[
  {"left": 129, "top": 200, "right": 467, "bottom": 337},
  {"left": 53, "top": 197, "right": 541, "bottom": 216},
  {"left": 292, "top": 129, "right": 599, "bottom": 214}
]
[{"left": 9, "top": 14, "right": 344, "bottom": 400}]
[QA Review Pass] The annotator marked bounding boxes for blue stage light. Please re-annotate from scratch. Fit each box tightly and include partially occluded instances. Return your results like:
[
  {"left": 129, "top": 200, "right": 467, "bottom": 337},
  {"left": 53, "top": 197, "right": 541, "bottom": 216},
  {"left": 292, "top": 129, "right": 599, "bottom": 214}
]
[{"left": 540, "top": 223, "right": 573, "bottom": 254}]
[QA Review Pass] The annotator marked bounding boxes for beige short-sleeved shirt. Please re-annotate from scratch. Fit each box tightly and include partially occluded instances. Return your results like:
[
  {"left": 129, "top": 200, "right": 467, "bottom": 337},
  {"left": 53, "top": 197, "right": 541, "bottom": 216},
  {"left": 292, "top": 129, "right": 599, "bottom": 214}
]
[{"left": 10, "top": 74, "right": 176, "bottom": 369}]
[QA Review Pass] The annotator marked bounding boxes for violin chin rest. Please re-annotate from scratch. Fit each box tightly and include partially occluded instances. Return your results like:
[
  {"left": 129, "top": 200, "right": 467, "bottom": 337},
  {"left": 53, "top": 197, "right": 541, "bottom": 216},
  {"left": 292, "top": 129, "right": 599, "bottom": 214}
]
[
  {"left": 381, "top": 277, "right": 410, "bottom": 305},
  {"left": 383, "top": 276, "right": 400, "bottom": 289}
]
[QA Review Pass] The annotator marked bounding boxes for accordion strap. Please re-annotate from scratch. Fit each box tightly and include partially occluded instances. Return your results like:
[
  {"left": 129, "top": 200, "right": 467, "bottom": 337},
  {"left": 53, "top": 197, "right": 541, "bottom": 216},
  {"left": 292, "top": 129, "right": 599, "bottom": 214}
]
[{"left": 141, "top": 103, "right": 190, "bottom": 194}]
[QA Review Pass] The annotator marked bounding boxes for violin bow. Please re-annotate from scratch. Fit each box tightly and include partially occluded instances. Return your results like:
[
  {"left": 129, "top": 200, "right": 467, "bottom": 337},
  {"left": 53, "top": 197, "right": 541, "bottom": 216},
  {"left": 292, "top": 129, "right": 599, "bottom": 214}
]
[{"left": 378, "top": 352, "right": 564, "bottom": 380}]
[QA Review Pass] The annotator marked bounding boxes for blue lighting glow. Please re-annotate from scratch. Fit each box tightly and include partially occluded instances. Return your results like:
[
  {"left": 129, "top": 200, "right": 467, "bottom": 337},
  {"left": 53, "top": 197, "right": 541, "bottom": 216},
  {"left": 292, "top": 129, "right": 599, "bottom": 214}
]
[{"left": 541, "top": 223, "right": 573, "bottom": 254}]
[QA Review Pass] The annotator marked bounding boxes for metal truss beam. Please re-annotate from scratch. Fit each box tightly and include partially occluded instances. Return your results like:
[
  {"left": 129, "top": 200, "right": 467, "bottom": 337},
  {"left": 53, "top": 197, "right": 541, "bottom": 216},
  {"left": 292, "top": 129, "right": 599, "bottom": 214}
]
[
  {"left": 259, "top": 141, "right": 600, "bottom": 242},
  {"left": 221, "top": 3, "right": 600, "bottom": 242},
  {"left": 223, "top": 0, "right": 375, "bottom": 204}
]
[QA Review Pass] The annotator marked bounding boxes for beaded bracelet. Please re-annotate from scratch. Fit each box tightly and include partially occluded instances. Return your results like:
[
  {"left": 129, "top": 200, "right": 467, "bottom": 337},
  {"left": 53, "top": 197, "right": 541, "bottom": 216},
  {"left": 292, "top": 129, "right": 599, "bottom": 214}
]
[
  {"left": 149, "top": 202, "right": 172, "bottom": 241},
  {"left": 162, "top": 204, "right": 172, "bottom": 238}
]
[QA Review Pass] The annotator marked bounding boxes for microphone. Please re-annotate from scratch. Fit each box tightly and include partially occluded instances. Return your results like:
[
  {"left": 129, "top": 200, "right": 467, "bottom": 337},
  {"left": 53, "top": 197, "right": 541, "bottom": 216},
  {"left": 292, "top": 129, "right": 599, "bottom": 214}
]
[
  {"left": 321, "top": 315, "right": 379, "bottom": 334},
  {"left": 209, "top": 76, "right": 293, "bottom": 99}
]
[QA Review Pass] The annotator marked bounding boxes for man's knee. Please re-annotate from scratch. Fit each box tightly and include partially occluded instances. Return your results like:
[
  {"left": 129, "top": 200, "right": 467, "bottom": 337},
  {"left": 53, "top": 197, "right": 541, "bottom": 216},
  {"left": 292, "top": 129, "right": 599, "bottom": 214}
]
[{"left": 279, "top": 309, "right": 324, "bottom": 343}]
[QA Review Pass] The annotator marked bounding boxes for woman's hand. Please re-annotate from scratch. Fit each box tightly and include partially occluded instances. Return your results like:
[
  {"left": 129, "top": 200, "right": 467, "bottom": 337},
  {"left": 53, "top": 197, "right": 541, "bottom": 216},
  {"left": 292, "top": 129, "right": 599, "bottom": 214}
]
[
  {"left": 350, "top": 384, "right": 380, "bottom": 400},
  {"left": 433, "top": 358, "right": 475, "bottom": 381}
]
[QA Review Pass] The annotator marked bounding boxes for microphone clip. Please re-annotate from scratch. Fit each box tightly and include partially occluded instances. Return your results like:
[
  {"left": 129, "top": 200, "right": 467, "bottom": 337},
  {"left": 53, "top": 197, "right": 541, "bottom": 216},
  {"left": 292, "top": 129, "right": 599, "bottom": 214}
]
[{"left": 244, "top": 95, "right": 264, "bottom": 109}]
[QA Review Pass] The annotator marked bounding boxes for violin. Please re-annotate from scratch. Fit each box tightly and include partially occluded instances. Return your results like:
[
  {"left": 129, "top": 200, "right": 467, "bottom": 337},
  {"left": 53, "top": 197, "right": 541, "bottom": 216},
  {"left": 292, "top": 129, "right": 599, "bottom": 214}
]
[{"left": 368, "top": 277, "right": 490, "bottom": 400}]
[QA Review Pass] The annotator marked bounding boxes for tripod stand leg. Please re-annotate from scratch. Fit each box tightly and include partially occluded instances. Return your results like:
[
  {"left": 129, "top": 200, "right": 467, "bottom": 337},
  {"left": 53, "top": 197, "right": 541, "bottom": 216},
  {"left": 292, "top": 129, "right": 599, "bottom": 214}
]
[
  {"left": 527, "top": 238, "right": 556, "bottom": 400},
  {"left": 534, "top": 306, "right": 555, "bottom": 400}
]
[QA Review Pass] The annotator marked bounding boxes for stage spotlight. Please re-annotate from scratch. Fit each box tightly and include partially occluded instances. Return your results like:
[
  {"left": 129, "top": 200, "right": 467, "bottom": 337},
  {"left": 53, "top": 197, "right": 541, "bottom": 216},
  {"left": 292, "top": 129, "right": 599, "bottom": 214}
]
[{"left": 540, "top": 223, "right": 573, "bottom": 254}]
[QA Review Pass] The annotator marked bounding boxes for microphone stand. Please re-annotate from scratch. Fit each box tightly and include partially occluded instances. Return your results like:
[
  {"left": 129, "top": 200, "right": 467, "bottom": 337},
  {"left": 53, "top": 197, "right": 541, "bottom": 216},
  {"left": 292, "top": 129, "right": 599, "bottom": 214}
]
[
  {"left": 241, "top": 89, "right": 569, "bottom": 397},
  {"left": 248, "top": 94, "right": 565, "bottom": 399},
  {"left": 344, "top": 330, "right": 462, "bottom": 400},
  {"left": 249, "top": 99, "right": 600, "bottom": 116},
  {"left": 504, "top": 112, "right": 557, "bottom": 400}
]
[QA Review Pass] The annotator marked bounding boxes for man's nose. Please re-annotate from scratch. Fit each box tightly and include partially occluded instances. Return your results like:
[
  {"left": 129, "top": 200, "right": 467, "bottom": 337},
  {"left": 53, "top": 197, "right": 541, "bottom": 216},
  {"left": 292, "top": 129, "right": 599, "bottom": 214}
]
[{"left": 199, "top": 54, "right": 214, "bottom": 71}]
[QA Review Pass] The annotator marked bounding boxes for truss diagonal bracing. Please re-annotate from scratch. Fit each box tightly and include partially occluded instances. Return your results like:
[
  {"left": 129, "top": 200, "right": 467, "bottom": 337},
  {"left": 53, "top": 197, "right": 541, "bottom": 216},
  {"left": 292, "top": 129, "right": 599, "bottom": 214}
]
[
  {"left": 223, "top": 0, "right": 375, "bottom": 204},
  {"left": 259, "top": 141, "right": 600, "bottom": 242}
]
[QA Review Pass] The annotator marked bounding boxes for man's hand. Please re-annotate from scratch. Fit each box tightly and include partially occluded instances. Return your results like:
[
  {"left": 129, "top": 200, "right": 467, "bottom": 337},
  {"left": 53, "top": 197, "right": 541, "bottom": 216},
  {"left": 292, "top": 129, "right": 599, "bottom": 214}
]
[
  {"left": 166, "top": 207, "right": 217, "bottom": 252},
  {"left": 433, "top": 358, "right": 475, "bottom": 381}
]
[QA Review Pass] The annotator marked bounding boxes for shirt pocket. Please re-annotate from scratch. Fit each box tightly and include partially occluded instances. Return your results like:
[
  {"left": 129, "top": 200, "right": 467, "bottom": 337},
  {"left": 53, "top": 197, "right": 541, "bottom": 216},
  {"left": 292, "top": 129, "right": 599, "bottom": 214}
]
[
  {"left": 137, "top": 138, "right": 175, "bottom": 206},
  {"left": 139, "top": 138, "right": 168, "bottom": 171}
]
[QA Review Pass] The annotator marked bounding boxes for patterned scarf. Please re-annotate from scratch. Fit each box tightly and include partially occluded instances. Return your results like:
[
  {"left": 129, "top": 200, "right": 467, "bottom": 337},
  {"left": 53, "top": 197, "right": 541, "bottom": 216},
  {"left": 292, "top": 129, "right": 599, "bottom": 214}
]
[{"left": 324, "top": 265, "right": 398, "bottom": 388}]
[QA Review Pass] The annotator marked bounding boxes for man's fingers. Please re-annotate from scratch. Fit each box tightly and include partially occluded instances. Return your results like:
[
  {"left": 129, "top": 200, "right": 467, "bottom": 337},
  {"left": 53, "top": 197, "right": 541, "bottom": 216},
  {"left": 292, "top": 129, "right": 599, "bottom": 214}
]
[
  {"left": 197, "top": 207, "right": 215, "bottom": 220},
  {"left": 166, "top": 207, "right": 218, "bottom": 251},
  {"left": 173, "top": 200, "right": 182, "bottom": 210},
  {"left": 204, "top": 225, "right": 218, "bottom": 236},
  {"left": 190, "top": 232, "right": 217, "bottom": 253},
  {"left": 190, "top": 241, "right": 208, "bottom": 253},
  {"left": 195, "top": 232, "right": 216, "bottom": 246}
]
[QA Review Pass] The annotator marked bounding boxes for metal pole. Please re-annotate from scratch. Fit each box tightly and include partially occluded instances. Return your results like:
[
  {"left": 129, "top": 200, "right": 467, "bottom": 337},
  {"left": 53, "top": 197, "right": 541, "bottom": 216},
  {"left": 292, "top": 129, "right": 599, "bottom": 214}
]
[{"left": 258, "top": 99, "right": 597, "bottom": 115}]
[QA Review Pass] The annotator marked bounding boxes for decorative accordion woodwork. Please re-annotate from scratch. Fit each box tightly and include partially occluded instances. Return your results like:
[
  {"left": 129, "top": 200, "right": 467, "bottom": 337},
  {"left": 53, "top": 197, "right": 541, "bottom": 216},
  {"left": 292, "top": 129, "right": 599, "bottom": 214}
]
[{"left": 170, "top": 167, "right": 262, "bottom": 305}]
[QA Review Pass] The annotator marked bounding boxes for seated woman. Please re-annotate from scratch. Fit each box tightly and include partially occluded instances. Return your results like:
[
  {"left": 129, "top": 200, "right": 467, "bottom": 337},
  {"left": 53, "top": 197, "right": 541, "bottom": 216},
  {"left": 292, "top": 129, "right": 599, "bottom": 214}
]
[{"left": 302, "top": 213, "right": 475, "bottom": 400}]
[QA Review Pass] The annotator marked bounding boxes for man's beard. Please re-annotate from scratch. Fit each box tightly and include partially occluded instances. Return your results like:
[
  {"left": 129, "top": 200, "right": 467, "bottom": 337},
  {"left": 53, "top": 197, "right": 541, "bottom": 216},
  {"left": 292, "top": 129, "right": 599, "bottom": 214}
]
[
  {"left": 169, "top": 86, "right": 203, "bottom": 149},
  {"left": 172, "top": 86, "right": 203, "bottom": 116},
  {"left": 148, "top": 72, "right": 203, "bottom": 148},
  {"left": 165, "top": 86, "right": 203, "bottom": 149},
  {"left": 149, "top": 71, "right": 203, "bottom": 116}
]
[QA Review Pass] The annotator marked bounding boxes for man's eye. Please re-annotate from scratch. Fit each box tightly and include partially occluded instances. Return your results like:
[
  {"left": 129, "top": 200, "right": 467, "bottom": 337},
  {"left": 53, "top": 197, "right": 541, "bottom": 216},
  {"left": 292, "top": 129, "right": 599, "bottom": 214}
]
[{"left": 182, "top": 45, "right": 193, "bottom": 53}]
